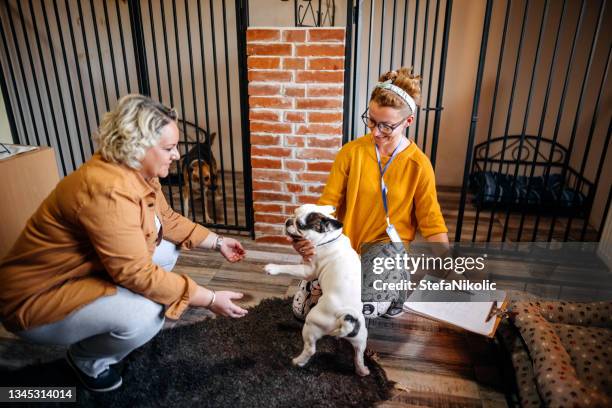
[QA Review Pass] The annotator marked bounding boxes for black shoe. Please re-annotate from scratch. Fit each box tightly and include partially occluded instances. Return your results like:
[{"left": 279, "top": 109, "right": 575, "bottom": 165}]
[{"left": 66, "top": 351, "right": 123, "bottom": 392}]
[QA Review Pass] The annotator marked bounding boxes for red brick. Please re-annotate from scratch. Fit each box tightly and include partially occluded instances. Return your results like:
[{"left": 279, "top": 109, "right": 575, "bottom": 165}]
[
  {"left": 252, "top": 146, "right": 293, "bottom": 157},
  {"left": 253, "top": 180, "right": 282, "bottom": 191},
  {"left": 308, "top": 111, "right": 343, "bottom": 123},
  {"left": 296, "top": 98, "right": 342, "bottom": 110},
  {"left": 252, "top": 169, "right": 292, "bottom": 182},
  {"left": 282, "top": 30, "right": 306, "bottom": 42},
  {"left": 247, "top": 29, "right": 280, "bottom": 42},
  {"left": 247, "top": 43, "right": 292, "bottom": 56},
  {"left": 297, "top": 195, "right": 320, "bottom": 204},
  {"left": 249, "top": 96, "right": 292, "bottom": 109},
  {"left": 253, "top": 191, "right": 293, "bottom": 202},
  {"left": 250, "top": 110, "right": 281, "bottom": 122},
  {"left": 254, "top": 203, "right": 283, "bottom": 213},
  {"left": 248, "top": 83, "right": 281, "bottom": 96},
  {"left": 296, "top": 70, "right": 344, "bottom": 84},
  {"left": 285, "top": 136, "right": 306, "bottom": 147},
  {"left": 250, "top": 122, "right": 292, "bottom": 134},
  {"left": 254, "top": 223, "right": 286, "bottom": 235},
  {"left": 307, "top": 136, "right": 342, "bottom": 148},
  {"left": 308, "top": 29, "right": 345, "bottom": 42},
  {"left": 307, "top": 161, "right": 334, "bottom": 172},
  {"left": 296, "top": 124, "right": 342, "bottom": 136},
  {"left": 308, "top": 184, "right": 326, "bottom": 194},
  {"left": 247, "top": 56, "right": 281, "bottom": 69},
  {"left": 308, "top": 57, "right": 344, "bottom": 70},
  {"left": 283, "top": 58, "right": 305, "bottom": 70},
  {"left": 296, "top": 148, "right": 338, "bottom": 160},
  {"left": 252, "top": 157, "right": 282, "bottom": 169},
  {"left": 250, "top": 134, "right": 281, "bottom": 145},
  {"left": 248, "top": 70, "right": 292, "bottom": 83},
  {"left": 284, "top": 112, "right": 305, "bottom": 123},
  {"left": 296, "top": 44, "right": 344, "bottom": 57},
  {"left": 284, "top": 85, "right": 306, "bottom": 97},
  {"left": 255, "top": 235, "right": 291, "bottom": 245},
  {"left": 286, "top": 183, "right": 304, "bottom": 193},
  {"left": 300, "top": 172, "right": 329, "bottom": 183},
  {"left": 284, "top": 160, "right": 306, "bottom": 171},
  {"left": 255, "top": 213, "right": 288, "bottom": 224},
  {"left": 308, "top": 86, "right": 344, "bottom": 97}
]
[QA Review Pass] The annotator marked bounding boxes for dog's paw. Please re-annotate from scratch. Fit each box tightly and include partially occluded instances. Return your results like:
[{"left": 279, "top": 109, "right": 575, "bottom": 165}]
[
  {"left": 356, "top": 365, "right": 370, "bottom": 377},
  {"left": 292, "top": 356, "right": 309, "bottom": 367},
  {"left": 264, "top": 264, "right": 281, "bottom": 275}
]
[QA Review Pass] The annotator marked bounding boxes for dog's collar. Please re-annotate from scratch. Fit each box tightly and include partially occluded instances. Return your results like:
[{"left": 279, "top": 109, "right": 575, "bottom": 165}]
[{"left": 316, "top": 231, "right": 343, "bottom": 247}]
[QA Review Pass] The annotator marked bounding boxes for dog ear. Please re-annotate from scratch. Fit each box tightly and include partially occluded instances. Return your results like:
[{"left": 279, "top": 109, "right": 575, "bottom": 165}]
[
  {"left": 207, "top": 131, "right": 217, "bottom": 144},
  {"left": 323, "top": 217, "right": 343, "bottom": 231},
  {"left": 318, "top": 205, "right": 336, "bottom": 217}
]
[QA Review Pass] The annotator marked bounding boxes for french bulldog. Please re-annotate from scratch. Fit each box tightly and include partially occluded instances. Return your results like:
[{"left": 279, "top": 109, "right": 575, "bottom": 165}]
[{"left": 264, "top": 204, "right": 370, "bottom": 376}]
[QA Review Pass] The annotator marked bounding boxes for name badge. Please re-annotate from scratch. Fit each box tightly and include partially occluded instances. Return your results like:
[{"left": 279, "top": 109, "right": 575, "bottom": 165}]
[{"left": 386, "top": 223, "right": 402, "bottom": 243}]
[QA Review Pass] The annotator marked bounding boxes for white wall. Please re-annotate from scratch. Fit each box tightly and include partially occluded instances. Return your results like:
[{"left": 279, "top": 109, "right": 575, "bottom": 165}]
[{"left": 0, "top": 87, "right": 13, "bottom": 144}]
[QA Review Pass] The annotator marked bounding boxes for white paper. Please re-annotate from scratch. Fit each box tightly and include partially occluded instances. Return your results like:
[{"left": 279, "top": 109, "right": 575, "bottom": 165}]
[{"left": 0, "top": 144, "right": 38, "bottom": 161}]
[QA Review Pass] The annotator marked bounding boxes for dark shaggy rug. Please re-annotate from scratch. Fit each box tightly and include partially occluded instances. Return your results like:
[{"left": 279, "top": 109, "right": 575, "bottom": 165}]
[{"left": 0, "top": 297, "right": 393, "bottom": 407}]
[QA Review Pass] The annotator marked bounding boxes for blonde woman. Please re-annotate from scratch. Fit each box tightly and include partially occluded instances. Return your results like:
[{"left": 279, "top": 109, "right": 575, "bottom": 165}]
[
  {"left": 292, "top": 67, "right": 449, "bottom": 319},
  {"left": 0, "top": 95, "right": 247, "bottom": 392}
]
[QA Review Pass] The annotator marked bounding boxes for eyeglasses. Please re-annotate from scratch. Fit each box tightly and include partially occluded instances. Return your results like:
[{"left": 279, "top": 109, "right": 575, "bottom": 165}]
[{"left": 361, "top": 110, "right": 407, "bottom": 135}]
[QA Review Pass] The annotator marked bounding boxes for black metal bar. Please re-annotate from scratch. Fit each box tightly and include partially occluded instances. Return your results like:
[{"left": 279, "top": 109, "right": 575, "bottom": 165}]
[
  {"left": 487, "top": 0, "right": 529, "bottom": 243},
  {"left": 429, "top": 0, "right": 452, "bottom": 168},
  {"left": 349, "top": 0, "right": 360, "bottom": 142},
  {"left": 159, "top": 0, "right": 177, "bottom": 210},
  {"left": 147, "top": 0, "right": 162, "bottom": 99},
  {"left": 52, "top": 0, "right": 86, "bottom": 165},
  {"left": 411, "top": 0, "right": 419, "bottom": 68},
  {"left": 63, "top": 0, "right": 94, "bottom": 155},
  {"left": 5, "top": 2, "right": 38, "bottom": 146},
  {"left": 41, "top": 0, "right": 77, "bottom": 172},
  {"left": 390, "top": 0, "right": 397, "bottom": 70},
  {"left": 558, "top": 1, "right": 605, "bottom": 242},
  {"left": 209, "top": 0, "right": 227, "bottom": 224},
  {"left": 183, "top": 0, "right": 202, "bottom": 222},
  {"left": 343, "top": 0, "right": 355, "bottom": 145},
  {"left": 128, "top": 0, "right": 150, "bottom": 96},
  {"left": 582, "top": 96, "right": 611, "bottom": 241},
  {"left": 171, "top": 0, "right": 189, "bottom": 218},
  {"left": 378, "top": 0, "right": 385, "bottom": 76},
  {"left": 597, "top": 156, "right": 612, "bottom": 242},
  {"left": 89, "top": 0, "right": 109, "bottom": 110},
  {"left": 235, "top": 0, "right": 254, "bottom": 237},
  {"left": 455, "top": 0, "right": 493, "bottom": 242},
  {"left": 27, "top": 0, "right": 66, "bottom": 174},
  {"left": 364, "top": 0, "right": 375, "bottom": 136},
  {"left": 0, "top": 17, "right": 19, "bottom": 145},
  {"left": 76, "top": 0, "right": 101, "bottom": 128},
  {"left": 400, "top": 0, "right": 409, "bottom": 66},
  {"left": 196, "top": 0, "right": 212, "bottom": 222},
  {"left": 414, "top": 0, "right": 429, "bottom": 145},
  {"left": 115, "top": 0, "right": 131, "bottom": 93},
  {"left": 422, "top": 0, "right": 440, "bottom": 157},
  {"left": 503, "top": 0, "right": 550, "bottom": 242},
  {"left": 102, "top": 0, "right": 120, "bottom": 99},
  {"left": 221, "top": 0, "right": 239, "bottom": 226},
  {"left": 541, "top": 0, "right": 586, "bottom": 241}
]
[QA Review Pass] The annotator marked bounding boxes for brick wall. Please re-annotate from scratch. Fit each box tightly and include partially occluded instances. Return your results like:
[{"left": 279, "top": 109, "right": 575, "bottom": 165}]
[{"left": 247, "top": 28, "right": 345, "bottom": 244}]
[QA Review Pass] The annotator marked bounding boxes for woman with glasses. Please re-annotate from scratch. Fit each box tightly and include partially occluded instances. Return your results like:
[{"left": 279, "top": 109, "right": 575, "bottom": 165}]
[
  {"left": 291, "top": 67, "right": 449, "bottom": 319},
  {"left": 0, "top": 94, "right": 248, "bottom": 392}
]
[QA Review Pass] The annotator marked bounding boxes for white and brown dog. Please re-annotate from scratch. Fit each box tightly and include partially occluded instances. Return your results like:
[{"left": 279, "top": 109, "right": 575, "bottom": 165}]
[{"left": 264, "top": 204, "right": 370, "bottom": 376}]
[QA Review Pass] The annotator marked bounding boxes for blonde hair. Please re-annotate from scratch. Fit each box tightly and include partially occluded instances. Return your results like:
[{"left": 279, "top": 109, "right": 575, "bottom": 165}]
[
  {"left": 96, "top": 94, "right": 177, "bottom": 169},
  {"left": 370, "top": 67, "right": 421, "bottom": 116}
]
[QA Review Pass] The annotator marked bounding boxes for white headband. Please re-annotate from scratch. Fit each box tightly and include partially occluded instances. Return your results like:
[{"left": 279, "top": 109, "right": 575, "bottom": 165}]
[{"left": 376, "top": 79, "right": 417, "bottom": 115}]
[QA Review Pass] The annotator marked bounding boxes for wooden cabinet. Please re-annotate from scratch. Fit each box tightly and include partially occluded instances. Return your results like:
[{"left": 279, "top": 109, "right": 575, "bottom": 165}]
[{"left": 0, "top": 146, "right": 60, "bottom": 259}]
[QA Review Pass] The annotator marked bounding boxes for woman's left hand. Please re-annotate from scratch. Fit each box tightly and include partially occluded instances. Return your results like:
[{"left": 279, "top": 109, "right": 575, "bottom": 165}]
[{"left": 220, "top": 237, "right": 246, "bottom": 262}]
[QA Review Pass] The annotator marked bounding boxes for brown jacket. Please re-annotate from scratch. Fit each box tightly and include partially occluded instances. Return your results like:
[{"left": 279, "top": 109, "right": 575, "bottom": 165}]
[{"left": 0, "top": 153, "right": 209, "bottom": 332}]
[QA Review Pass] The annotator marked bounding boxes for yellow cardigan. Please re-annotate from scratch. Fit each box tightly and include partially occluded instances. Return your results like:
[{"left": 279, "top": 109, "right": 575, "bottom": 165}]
[{"left": 318, "top": 134, "right": 448, "bottom": 252}]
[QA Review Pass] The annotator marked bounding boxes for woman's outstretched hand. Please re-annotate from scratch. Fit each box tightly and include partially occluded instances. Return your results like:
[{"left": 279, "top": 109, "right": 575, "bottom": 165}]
[
  {"left": 220, "top": 237, "right": 246, "bottom": 262},
  {"left": 191, "top": 287, "right": 248, "bottom": 318}
]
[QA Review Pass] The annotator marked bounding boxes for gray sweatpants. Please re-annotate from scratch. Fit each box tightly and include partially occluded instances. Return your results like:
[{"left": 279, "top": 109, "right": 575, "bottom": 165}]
[{"left": 17, "top": 239, "right": 181, "bottom": 378}]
